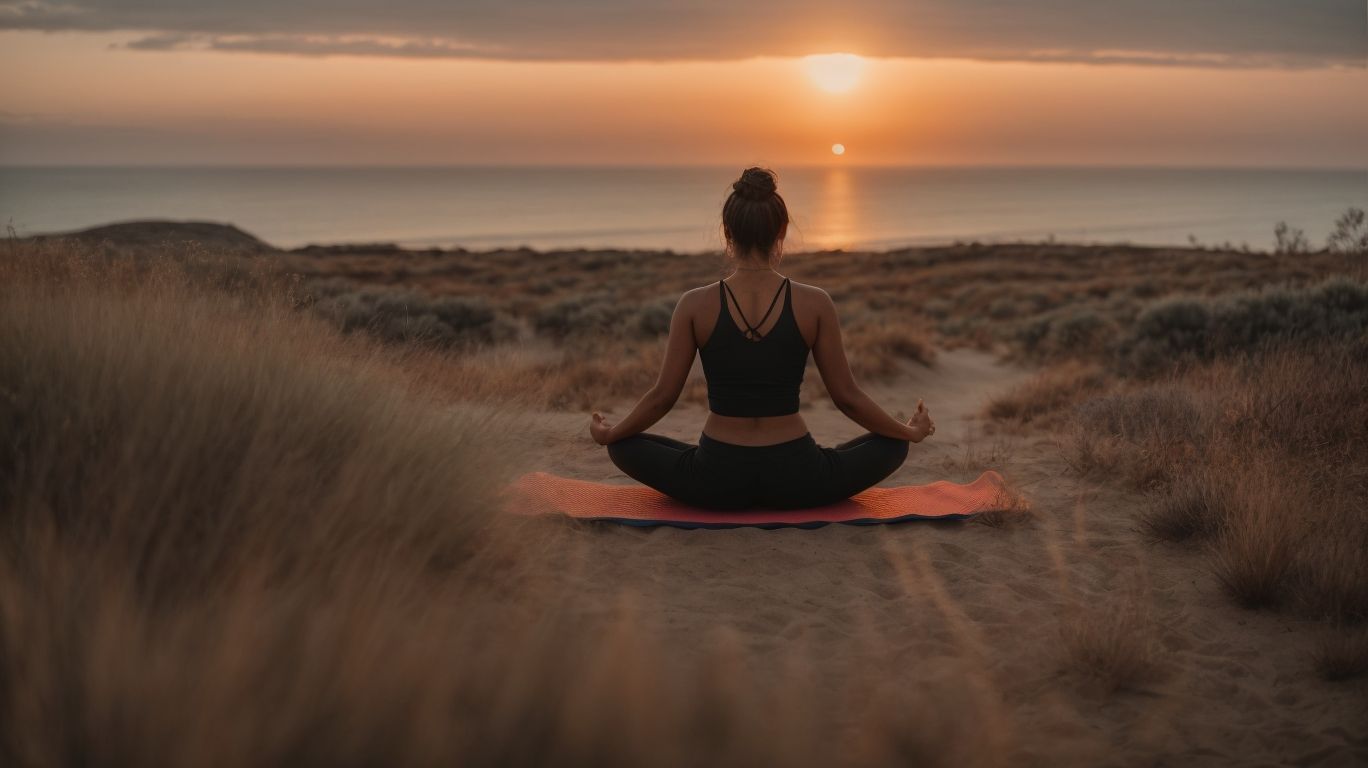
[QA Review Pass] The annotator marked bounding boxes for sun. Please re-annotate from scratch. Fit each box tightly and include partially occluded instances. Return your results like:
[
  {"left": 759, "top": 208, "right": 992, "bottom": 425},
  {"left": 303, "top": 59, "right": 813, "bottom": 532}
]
[
  {"left": 831, "top": 143, "right": 846, "bottom": 156},
  {"left": 803, "top": 53, "right": 865, "bottom": 93}
]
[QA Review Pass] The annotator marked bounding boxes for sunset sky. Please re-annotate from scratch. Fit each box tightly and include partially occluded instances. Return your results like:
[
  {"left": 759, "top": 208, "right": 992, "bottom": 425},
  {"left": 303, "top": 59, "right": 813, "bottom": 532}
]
[{"left": 2, "top": 0, "right": 1365, "bottom": 168}]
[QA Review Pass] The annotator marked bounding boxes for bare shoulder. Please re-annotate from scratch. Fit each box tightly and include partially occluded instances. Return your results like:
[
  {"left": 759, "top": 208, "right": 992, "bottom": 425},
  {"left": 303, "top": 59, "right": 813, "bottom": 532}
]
[
  {"left": 677, "top": 282, "right": 716, "bottom": 309},
  {"left": 789, "top": 280, "right": 835, "bottom": 314}
]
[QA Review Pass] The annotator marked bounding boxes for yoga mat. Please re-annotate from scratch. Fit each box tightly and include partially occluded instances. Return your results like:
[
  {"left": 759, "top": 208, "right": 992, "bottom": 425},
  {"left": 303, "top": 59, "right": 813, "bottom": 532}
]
[{"left": 504, "top": 470, "right": 1013, "bottom": 529}]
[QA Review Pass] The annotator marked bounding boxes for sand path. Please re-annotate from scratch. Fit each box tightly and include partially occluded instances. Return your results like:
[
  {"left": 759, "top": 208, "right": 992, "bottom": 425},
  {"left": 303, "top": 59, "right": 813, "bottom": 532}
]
[{"left": 503, "top": 350, "right": 1366, "bottom": 766}]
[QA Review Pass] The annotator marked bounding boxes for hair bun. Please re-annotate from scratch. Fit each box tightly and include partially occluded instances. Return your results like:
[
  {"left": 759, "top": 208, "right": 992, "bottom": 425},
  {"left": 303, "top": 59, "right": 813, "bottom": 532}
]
[{"left": 732, "top": 167, "right": 777, "bottom": 200}]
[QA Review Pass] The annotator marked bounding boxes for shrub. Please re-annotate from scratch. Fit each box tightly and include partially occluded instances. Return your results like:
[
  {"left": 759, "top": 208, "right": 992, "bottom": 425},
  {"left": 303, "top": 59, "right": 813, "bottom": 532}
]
[
  {"left": 533, "top": 292, "right": 679, "bottom": 341},
  {"left": 312, "top": 285, "right": 519, "bottom": 349},
  {"left": 1011, "top": 316, "right": 1055, "bottom": 355},
  {"left": 1051, "top": 310, "right": 1111, "bottom": 356},
  {"left": 1273, "top": 221, "right": 1310, "bottom": 254},
  {"left": 1325, "top": 207, "right": 1367, "bottom": 255},
  {"left": 634, "top": 296, "right": 677, "bottom": 336},
  {"left": 1115, "top": 298, "right": 1210, "bottom": 375},
  {"left": 1209, "top": 278, "right": 1368, "bottom": 356},
  {"left": 1116, "top": 278, "right": 1368, "bottom": 376},
  {"left": 987, "top": 297, "right": 1020, "bottom": 319}
]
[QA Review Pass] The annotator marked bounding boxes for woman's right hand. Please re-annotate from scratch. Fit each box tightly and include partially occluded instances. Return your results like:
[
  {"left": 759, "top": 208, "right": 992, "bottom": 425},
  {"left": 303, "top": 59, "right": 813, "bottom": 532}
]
[{"left": 906, "top": 399, "right": 935, "bottom": 442}]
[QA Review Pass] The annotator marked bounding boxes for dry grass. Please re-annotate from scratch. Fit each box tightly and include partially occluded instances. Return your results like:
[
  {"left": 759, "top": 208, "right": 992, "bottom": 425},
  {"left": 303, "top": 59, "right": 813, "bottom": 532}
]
[
  {"left": 1209, "top": 456, "right": 1307, "bottom": 609},
  {"left": 940, "top": 434, "right": 1016, "bottom": 476},
  {"left": 1045, "top": 339, "right": 1368, "bottom": 663},
  {"left": 1199, "top": 348, "right": 1368, "bottom": 619},
  {"left": 843, "top": 317, "right": 938, "bottom": 380},
  {"left": 1058, "top": 594, "right": 1165, "bottom": 694},
  {"left": 1140, "top": 466, "right": 1225, "bottom": 543},
  {"left": 1049, "top": 523, "right": 1166, "bottom": 696},
  {"left": 973, "top": 481, "right": 1035, "bottom": 528},
  {"left": 1062, "top": 384, "right": 1208, "bottom": 490},
  {"left": 1312, "top": 627, "right": 1368, "bottom": 682},
  {"left": 984, "top": 360, "right": 1109, "bottom": 428}
]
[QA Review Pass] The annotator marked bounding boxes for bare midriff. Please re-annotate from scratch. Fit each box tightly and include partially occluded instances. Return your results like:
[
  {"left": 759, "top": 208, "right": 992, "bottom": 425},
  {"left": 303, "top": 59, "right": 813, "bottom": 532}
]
[{"left": 702, "top": 411, "right": 810, "bottom": 446}]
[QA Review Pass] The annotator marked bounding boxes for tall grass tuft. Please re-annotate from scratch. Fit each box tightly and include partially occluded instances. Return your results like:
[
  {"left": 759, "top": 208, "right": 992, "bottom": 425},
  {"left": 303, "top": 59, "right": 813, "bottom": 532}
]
[
  {"left": 1312, "top": 627, "right": 1368, "bottom": 682},
  {"left": 1208, "top": 457, "right": 1305, "bottom": 609},
  {"left": 1059, "top": 596, "right": 1165, "bottom": 694}
]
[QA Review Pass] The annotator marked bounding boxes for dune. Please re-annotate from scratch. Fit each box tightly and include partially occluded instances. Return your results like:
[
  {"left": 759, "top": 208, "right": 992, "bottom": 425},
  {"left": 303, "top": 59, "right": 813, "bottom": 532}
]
[
  {"left": 4, "top": 232, "right": 1364, "bottom": 765},
  {"left": 24, "top": 220, "right": 277, "bottom": 254}
]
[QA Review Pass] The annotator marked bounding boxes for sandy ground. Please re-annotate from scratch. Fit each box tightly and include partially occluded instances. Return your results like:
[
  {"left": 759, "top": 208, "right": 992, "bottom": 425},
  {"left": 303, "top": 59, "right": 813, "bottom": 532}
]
[{"left": 503, "top": 349, "right": 1367, "bottom": 766}]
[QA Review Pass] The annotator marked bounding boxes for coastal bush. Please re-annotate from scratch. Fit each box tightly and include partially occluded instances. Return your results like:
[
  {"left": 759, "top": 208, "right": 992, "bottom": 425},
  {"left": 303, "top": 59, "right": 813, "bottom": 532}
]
[
  {"left": 534, "top": 291, "right": 629, "bottom": 338},
  {"left": 634, "top": 296, "right": 677, "bottom": 336},
  {"left": 922, "top": 297, "right": 954, "bottom": 319},
  {"left": 1116, "top": 278, "right": 1368, "bottom": 376},
  {"left": 1273, "top": 221, "right": 1310, "bottom": 254},
  {"left": 1011, "top": 316, "right": 1055, "bottom": 355},
  {"left": 987, "top": 296, "right": 1021, "bottom": 319},
  {"left": 1325, "top": 207, "right": 1367, "bottom": 255},
  {"left": 533, "top": 292, "right": 677, "bottom": 340},
  {"left": 311, "top": 284, "right": 520, "bottom": 349},
  {"left": 274, "top": 231, "right": 1359, "bottom": 400},
  {"left": 1050, "top": 309, "right": 1111, "bottom": 355},
  {"left": 1113, "top": 298, "right": 1210, "bottom": 375}
]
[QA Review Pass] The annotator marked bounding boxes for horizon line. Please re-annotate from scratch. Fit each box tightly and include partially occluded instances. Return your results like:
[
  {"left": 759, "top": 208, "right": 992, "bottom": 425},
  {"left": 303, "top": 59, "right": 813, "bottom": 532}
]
[{"left": 3, "top": 161, "right": 1364, "bottom": 173}]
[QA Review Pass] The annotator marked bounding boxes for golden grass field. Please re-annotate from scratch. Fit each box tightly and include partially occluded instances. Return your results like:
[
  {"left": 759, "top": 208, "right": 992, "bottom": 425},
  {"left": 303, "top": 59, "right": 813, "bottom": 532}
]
[{"left": 2, "top": 223, "right": 1365, "bottom": 766}]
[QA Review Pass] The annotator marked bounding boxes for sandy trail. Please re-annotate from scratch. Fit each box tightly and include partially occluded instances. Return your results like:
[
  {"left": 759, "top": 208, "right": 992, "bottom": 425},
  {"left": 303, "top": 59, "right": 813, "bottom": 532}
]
[{"left": 503, "top": 350, "right": 1366, "bottom": 766}]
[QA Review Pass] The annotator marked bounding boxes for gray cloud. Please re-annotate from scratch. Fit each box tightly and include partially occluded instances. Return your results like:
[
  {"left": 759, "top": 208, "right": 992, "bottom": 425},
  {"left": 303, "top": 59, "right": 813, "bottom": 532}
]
[{"left": 3, "top": 0, "right": 1365, "bottom": 67}]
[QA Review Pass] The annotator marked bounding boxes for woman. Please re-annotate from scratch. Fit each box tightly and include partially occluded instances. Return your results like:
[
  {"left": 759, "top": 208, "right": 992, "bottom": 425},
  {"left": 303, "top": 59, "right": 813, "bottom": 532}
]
[{"left": 588, "top": 166, "right": 935, "bottom": 511}]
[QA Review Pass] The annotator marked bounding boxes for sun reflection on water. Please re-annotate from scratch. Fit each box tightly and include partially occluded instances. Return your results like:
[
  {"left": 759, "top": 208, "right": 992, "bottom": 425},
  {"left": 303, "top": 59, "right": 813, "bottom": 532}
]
[{"left": 807, "top": 166, "right": 858, "bottom": 251}]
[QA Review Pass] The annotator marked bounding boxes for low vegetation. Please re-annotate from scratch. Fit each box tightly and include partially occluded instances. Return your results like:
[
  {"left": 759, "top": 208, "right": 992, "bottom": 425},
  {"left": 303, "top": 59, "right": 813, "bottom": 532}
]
[
  {"left": 5, "top": 208, "right": 1364, "bottom": 765},
  {"left": 986, "top": 268, "right": 1368, "bottom": 679},
  {"left": 0, "top": 245, "right": 1007, "bottom": 766},
  {"left": 1059, "top": 594, "right": 1165, "bottom": 694}
]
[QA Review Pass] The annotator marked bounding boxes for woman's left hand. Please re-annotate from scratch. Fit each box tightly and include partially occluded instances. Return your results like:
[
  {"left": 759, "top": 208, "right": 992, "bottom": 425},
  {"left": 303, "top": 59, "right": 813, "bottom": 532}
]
[{"left": 589, "top": 411, "right": 615, "bottom": 445}]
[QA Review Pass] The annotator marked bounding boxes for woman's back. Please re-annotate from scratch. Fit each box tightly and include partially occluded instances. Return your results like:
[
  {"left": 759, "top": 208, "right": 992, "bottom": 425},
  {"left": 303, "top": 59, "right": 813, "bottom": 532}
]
[
  {"left": 692, "top": 272, "right": 819, "bottom": 446},
  {"left": 699, "top": 276, "right": 808, "bottom": 417}
]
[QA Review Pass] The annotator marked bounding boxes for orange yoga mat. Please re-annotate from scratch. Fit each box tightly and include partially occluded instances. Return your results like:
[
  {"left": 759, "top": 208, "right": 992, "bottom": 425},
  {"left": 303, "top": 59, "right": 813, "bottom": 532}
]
[{"left": 505, "top": 470, "right": 1012, "bottom": 529}]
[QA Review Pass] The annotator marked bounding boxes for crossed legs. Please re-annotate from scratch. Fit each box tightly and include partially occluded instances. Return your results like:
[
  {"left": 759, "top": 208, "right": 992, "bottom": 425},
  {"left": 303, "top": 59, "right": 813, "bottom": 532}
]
[{"left": 606, "top": 431, "right": 910, "bottom": 510}]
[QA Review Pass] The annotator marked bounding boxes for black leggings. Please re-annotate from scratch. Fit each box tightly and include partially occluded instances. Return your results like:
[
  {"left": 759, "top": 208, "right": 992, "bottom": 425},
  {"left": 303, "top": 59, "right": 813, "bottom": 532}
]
[{"left": 606, "top": 431, "right": 910, "bottom": 511}]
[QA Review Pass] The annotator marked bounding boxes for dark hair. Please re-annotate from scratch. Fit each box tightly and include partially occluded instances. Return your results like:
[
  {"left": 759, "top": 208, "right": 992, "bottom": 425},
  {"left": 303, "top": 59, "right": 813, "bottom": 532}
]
[{"left": 722, "top": 167, "right": 788, "bottom": 261}]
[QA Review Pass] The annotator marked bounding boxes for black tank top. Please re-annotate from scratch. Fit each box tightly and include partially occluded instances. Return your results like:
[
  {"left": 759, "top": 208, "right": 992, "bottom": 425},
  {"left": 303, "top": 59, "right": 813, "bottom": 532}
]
[{"left": 699, "top": 277, "right": 810, "bottom": 417}]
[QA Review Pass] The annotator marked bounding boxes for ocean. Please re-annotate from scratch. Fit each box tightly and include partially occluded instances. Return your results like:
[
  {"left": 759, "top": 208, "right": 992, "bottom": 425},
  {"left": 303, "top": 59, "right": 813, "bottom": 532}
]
[{"left": 1, "top": 165, "right": 1364, "bottom": 253}]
